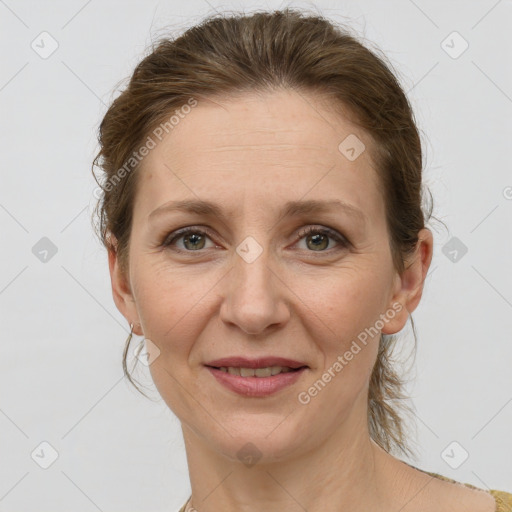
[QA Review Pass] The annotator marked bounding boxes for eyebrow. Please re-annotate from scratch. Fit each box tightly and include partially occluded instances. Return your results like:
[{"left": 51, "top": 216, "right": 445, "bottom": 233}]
[{"left": 148, "top": 198, "right": 367, "bottom": 224}]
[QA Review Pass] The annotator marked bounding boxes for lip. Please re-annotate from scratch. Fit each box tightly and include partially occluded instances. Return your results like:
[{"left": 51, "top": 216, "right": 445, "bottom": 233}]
[
  {"left": 204, "top": 356, "right": 308, "bottom": 369},
  {"left": 206, "top": 366, "right": 308, "bottom": 397}
]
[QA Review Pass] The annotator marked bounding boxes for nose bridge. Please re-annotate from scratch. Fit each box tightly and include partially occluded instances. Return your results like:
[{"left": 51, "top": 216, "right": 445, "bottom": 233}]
[
  {"left": 233, "top": 235, "right": 272, "bottom": 297},
  {"left": 220, "top": 233, "right": 288, "bottom": 334}
]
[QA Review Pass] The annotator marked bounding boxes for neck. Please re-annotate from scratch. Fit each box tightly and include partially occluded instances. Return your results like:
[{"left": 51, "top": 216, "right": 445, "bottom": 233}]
[{"left": 181, "top": 408, "right": 397, "bottom": 511}]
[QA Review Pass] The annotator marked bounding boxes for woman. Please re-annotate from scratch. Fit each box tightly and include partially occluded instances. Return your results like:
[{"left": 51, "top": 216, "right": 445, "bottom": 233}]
[{"left": 91, "top": 8, "right": 511, "bottom": 512}]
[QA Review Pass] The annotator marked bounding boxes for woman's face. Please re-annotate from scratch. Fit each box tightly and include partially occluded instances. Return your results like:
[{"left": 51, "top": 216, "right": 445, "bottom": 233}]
[{"left": 110, "top": 89, "right": 428, "bottom": 462}]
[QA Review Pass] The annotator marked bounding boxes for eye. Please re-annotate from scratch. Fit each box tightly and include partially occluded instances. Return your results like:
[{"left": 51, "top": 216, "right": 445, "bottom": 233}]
[
  {"left": 295, "top": 226, "right": 349, "bottom": 252},
  {"left": 162, "top": 227, "right": 217, "bottom": 252},
  {"left": 161, "top": 225, "right": 349, "bottom": 254}
]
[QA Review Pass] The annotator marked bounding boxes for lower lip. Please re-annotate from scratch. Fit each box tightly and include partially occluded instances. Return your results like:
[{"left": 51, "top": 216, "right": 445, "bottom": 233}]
[{"left": 205, "top": 366, "right": 307, "bottom": 397}]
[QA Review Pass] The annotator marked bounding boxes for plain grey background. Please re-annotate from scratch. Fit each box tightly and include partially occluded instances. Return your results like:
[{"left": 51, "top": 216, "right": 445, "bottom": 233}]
[{"left": 1, "top": 0, "right": 511, "bottom": 510}]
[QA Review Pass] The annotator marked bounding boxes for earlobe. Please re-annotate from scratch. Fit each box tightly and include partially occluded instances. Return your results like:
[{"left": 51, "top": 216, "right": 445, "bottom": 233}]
[
  {"left": 381, "top": 228, "right": 434, "bottom": 335},
  {"left": 108, "top": 243, "right": 142, "bottom": 335}
]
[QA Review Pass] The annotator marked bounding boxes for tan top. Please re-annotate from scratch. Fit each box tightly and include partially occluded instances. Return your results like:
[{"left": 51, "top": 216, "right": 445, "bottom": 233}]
[{"left": 177, "top": 465, "right": 512, "bottom": 511}]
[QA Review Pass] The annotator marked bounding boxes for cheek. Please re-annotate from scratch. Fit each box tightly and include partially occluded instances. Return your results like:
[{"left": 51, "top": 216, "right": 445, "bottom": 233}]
[
  {"left": 136, "top": 267, "right": 207, "bottom": 411},
  {"left": 291, "top": 267, "right": 388, "bottom": 408},
  {"left": 294, "top": 265, "right": 389, "bottom": 348},
  {"left": 293, "top": 272, "right": 385, "bottom": 420},
  {"left": 132, "top": 266, "right": 185, "bottom": 340},
  {"left": 132, "top": 261, "right": 220, "bottom": 363}
]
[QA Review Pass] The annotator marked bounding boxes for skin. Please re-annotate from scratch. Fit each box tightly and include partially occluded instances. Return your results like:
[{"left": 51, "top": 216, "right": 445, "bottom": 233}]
[{"left": 108, "top": 89, "right": 495, "bottom": 511}]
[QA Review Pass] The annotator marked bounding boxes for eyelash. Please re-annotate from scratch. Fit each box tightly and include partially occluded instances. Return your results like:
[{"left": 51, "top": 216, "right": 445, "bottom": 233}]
[{"left": 161, "top": 225, "right": 349, "bottom": 255}]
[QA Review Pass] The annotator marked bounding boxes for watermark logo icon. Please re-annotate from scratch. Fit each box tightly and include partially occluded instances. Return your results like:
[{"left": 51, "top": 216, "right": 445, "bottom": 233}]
[
  {"left": 134, "top": 338, "right": 160, "bottom": 366},
  {"left": 442, "top": 236, "right": 468, "bottom": 263},
  {"left": 236, "top": 236, "right": 263, "bottom": 264},
  {"left": 31, "top": 31, "right": 59, "bottom": 59},
  {"left": 31, "top": 441, "right": 59, "bottom": 469},
  {"left": 441, "top": 31, "right": 469, "bottom": 59},
  {"left": 441, "top": 441, "right": 469, "bottom": 469},
  {"left": 237, "top": 442, "right": 262, "bottom": 468},
  {"left": 338, "top": 134, "right": 365, "bottom": 161},
  {"left": 32, "top": 237, "right": 58, "bottom": 263}
]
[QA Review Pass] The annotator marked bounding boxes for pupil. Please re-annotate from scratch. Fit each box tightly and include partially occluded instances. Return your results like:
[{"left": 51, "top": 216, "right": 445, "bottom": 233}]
[
  {"left": 309, "top": 233, "right": 327, "bottom": 250},
  {"left": 185, "top": 233, "right": 204, "bottom": 250}
]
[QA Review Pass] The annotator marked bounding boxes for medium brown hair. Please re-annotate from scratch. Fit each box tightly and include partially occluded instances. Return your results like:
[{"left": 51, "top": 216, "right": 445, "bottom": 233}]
[{"left": 92, "top": 7, "right": 436, "bottom": 459}]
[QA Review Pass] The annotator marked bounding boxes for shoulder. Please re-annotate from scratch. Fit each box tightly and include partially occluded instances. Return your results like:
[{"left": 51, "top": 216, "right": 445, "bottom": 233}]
[
  {"left": 178, "top": 497, "right": 191, "bottom": 512},
  {"left": 407, "top": 462, "right": 512, "bottom": 512},
  {"left": 176, "top": 471, "right": 512, "bottom": 512},
  {"left": 489, "top": 490, "right": 512, "bottom": 512}
]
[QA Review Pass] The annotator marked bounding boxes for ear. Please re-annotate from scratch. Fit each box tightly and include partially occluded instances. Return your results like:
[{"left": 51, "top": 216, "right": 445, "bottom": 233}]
[
  {"left": 108, "top": 238, "right": 143, "bottom": 336},
  {"left": 381, "top": 227, "right": 434, "bottom": 335}
]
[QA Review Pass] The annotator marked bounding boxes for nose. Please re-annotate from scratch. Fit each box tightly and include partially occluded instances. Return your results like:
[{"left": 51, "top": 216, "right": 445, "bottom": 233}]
[{"left": 219, "top": 245, "right": 290, "bottom": 336}]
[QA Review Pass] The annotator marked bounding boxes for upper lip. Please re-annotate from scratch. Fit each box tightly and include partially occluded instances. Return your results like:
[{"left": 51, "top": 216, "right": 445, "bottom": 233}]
[{"left": 205, "top": 357, "right": 308, "bottom": 369}]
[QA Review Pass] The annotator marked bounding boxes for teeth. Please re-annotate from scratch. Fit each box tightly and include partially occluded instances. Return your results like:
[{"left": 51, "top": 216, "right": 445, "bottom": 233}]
[
  {"left": 218, "top": 366, "right": 295, "bottom": 377},
  {"left": 240, "top": 367, "right": 254, "bottom": 377},
  {"left": 255, "top": 367, "right": 272, "bottom": 377}
]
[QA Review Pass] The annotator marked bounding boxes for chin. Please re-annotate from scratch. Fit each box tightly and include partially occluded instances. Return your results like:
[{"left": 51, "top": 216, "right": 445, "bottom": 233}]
[{"left": 202, "top": 418, "right": 311, "bottom": 466}]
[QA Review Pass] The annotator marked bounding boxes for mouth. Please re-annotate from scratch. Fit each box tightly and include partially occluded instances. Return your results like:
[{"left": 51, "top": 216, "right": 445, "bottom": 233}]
[
  {"left": 205, "top": 365, "right": 307, "bottom": 377},
  {"left": 203, "top": 357, "right": 310, "bottom": 396},
  {"left": 204, "top": 363, "right": 309, "bottom": 397}
]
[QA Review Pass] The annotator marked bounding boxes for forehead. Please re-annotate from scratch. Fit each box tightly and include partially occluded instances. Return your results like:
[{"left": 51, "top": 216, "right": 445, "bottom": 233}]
[{"left": 134, "top": 89, "right": 383, "bottom": 222}]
